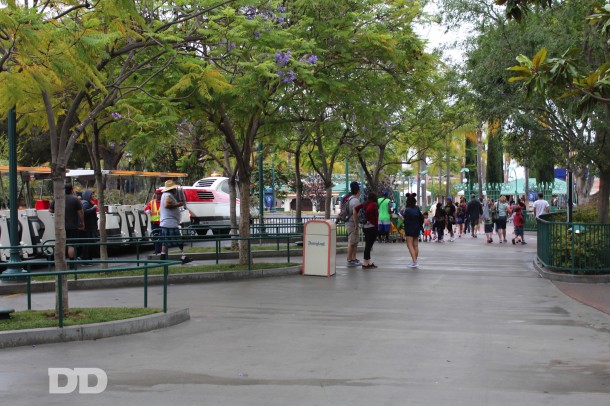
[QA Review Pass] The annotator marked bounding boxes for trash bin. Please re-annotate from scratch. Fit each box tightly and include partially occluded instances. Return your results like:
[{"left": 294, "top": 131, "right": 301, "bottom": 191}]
[{"left": 302, "top": 220, "right": 336, "bottom": 277}]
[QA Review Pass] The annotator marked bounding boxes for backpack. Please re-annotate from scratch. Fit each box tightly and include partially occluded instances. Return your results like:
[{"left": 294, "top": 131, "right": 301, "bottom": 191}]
[
  {"left": 358, "top": 203, "right": 368, "bottom": 225},
  {"left": 338, "top": 194, "right": 353, "bottom": 222}
]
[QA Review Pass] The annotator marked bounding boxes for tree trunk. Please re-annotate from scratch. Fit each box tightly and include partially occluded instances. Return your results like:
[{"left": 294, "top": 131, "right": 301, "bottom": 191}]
[
  {"left": 325, "top": 185, "right": 332, "bottom": 218},
  {"left": 51, "top": 169, "right": 69, "bottom": 316},
  {"left": 229, "top": 173, "right": 239, "bottom": 251},
  {"left": 238, "top": 172, "right": 252, "bottom": 265},
  {"left": 445, "top": 142, "right": 451, "bottom": 199},
  {"left": 91, "top": 127, "right": 108, "bottom": 267},
  {"left": 524, "top": 166, "right": 530, "bottom": 205},
  {"left": 574, "top": 165, "right": 594, "bottom": 206},
  {"left": 476, "top": 126, "right": 483, "bottom": 199},
  {"left": 419, "top": 153, "right": 427, "bottom": 207}
]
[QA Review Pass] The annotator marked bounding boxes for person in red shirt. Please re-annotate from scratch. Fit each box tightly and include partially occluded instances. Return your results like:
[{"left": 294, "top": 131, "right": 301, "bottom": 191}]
[
  {"left": 512, "top": 206, "right": 526, "bottom": 245},
  {"left": 354, "top": 192, "right": 379, "bottom": 269}
]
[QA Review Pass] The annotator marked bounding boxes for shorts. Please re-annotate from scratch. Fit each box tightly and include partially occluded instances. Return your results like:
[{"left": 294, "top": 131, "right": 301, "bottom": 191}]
[
  {"left": 378, "top": 221, "right": 391, "bottom": 233},
  {"left": 346, "top": 223, "right": 359, "bottom": 246},
  {"left": 496, "top": 217, "right": 507, "bottom": 230},
  {"left": 514, "top": 226, "right": 524, "bottom": 237},
  {"left": 66, "top": 229, "right": 80, "bottom": 243},
  {"left": 484, "top": 223, "right": 494, "bottom": 233},
  {"left": 423, "top": 230, "right": 431, "bottom": 236},
  {"left": 161, "top": 227, "right": 183, "bottom": 248},
  {"left": 470, "top": 218, "right": 479, "bottom": 228}
]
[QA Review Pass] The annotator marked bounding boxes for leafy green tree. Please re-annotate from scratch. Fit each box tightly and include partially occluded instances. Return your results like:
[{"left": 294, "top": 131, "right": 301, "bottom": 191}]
[
  {"left": 486, "top": 123, "right": 504, "bottom": 183},
  {"left": 502, "top": 0, "right": 610, "bottom": 221},
  {"left": 0, "top": 0, "right": 235, "bottom": 314}
]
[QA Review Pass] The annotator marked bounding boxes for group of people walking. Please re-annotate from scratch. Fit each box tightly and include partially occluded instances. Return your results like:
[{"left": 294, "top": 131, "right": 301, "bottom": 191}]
[
  {"left": 343, "top": 185, "right": 539, "bottom": 270},
  {"left": 51, "top": 179, "right": 193, "bottom": 266}
]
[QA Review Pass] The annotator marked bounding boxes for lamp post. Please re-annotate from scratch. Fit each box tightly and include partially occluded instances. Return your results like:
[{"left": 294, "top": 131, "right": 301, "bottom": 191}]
[
  {"left": 4, "top": 107, "right": 24, "bottom": 276},
  {"left": 567, "top": 150, "right": 575, "bottom": 223},
  {"left": 419, "top": 170, "right": 428, "bottom": 207},
  {"left": 257, "top": 143, "right": 265, "bottom": 233},
  {"left": 345, "top": 160, "right": 349, "bottom": 193},
  {"left": 460, "top": 168, "right": 470, "bottom": 199},
  {"left": 508, "top": 166, "right": 518, "bottom": 204},
  {"left": 270, "top": 155, "right": 276, "bottom": 213}
]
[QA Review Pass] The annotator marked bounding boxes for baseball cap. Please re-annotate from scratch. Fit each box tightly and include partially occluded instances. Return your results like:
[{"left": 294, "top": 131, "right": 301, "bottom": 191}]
[{"left": 350, "top": 181, "right": 360, "bottom": 193}]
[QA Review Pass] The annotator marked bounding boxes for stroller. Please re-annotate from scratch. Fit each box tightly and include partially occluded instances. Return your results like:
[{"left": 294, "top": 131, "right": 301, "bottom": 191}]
[{"left": 390, "top": 215, "right": 405, "bottom": 243}]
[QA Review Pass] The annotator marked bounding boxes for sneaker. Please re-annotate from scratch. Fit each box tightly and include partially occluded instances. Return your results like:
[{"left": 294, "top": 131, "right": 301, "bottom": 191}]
[
  {"left": 347, "top": 260, "right": 359, "bottom": 267},
  {"left": 521, "top": 241, "right": 527, "bottom": 245},
  {"left": 512, "top": 238, "right": 516, "bottom": 245},
  {"left": 409, "top": 262, "right": 419, "bottom": 268},
  {"left": 504, "top": 239, "right": 508, "bottom": 243},
  {"left": 449, "top": 237, "right": 455, "bottom": 242},
  {"left": 181, "top": 255, "right": 193, "bottom": 265}
]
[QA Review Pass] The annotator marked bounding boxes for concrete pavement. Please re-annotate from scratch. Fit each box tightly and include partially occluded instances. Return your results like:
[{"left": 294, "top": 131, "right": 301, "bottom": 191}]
[{"left": 1, "top": 229, "right": 610, "bottom": 405}]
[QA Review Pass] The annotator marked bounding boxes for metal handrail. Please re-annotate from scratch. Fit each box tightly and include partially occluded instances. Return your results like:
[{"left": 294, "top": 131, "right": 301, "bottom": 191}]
[
  {"left": 0, "top": 258, "right": 180, "bottom": 327},
  {"left": 536, "top": 213, "right": 610, "bottom": 274}
]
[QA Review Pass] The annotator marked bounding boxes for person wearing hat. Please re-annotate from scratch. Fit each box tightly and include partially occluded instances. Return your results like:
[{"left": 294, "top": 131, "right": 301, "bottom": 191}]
[
  {"left": 144, "top": 190, "right": 163, "bottom": 254},
  {"left": 159, "top": 180, "right": 192, "bottom": 264},
  {"left": 345, "top": 181, "right": 362, "bottom": 266}
]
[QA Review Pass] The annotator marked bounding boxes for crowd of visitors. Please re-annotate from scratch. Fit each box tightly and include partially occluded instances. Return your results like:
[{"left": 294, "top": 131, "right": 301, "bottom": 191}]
[{"left": 342, "top": 186, "right": 537, "bottom": 270}]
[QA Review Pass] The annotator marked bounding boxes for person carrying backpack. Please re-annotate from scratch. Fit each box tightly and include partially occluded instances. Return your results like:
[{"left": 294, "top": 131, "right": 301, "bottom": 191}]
[
  {"left": 354, "top": 192, "right": 379, "bottom": 269},
  {"left": 433, "top": 202, "right": 447, "bottom": 243},
  {"left": 344, "top": 182, "right": 362, "bottom": 267}
]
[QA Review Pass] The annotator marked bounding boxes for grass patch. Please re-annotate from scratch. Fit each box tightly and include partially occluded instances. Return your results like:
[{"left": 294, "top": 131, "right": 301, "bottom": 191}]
[
  {"left": 29, "top": 262, "right": 296, "bottom": 282},
  {"left": 0, "top": 307, "right": 160, "bottom": 331}
]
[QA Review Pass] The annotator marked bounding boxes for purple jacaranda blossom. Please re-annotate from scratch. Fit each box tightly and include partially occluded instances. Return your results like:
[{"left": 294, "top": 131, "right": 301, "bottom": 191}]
[
  {"left": 244, "top": 6, "right": 257, "bottom": 20},
  {"left": 283, "top": 70, "right": 295, "bottom": 83},
  {"left": 254, "top": 31, "right": 260, "bottom": 39},
  {"left": 111, "top": 112, "right": 121, "bottom": 119},
  {"left": 274, "top": 51, "right": 291, "bottom": 66},
  {"left": 278, "top": 6, "right": 285, "bottom": 12},
  {"left": 306, "top": 54, "right": 318, "bottom": 64}
]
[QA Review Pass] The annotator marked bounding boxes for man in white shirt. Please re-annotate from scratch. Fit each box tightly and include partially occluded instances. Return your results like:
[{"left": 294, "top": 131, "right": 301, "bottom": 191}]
[{"left": 533, "top": 192, "right": 550, "bottom": 218}]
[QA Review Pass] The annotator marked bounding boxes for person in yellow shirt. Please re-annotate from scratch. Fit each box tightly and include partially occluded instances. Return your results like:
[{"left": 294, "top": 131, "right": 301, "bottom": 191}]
[{"left": 144, "top": 190, "right": 162, "bottom": 254}]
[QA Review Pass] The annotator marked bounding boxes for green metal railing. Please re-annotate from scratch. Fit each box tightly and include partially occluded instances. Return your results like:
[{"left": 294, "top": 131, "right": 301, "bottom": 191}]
[
  {"left": 537, "top": 216, "right": 610, "bottom": 274},
  {"left": 0, "top": 258, "right": 180, "bottom": 327}
]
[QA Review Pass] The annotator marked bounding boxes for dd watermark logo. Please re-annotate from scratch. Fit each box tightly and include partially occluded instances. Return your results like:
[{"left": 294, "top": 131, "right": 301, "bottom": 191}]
[{"left": 48, "top": 368, "right": 108, "bottom": 394}]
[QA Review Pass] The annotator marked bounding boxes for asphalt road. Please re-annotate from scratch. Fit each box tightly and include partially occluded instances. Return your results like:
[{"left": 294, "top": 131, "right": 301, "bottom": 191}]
[{"left": 1, "top": 230, "right": 610, "bottom": 405}]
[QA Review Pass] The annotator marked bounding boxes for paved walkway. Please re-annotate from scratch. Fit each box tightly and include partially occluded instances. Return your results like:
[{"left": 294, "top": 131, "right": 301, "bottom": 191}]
[{"left": 1, "top": 228, "right": 610, "bottom": 405}]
